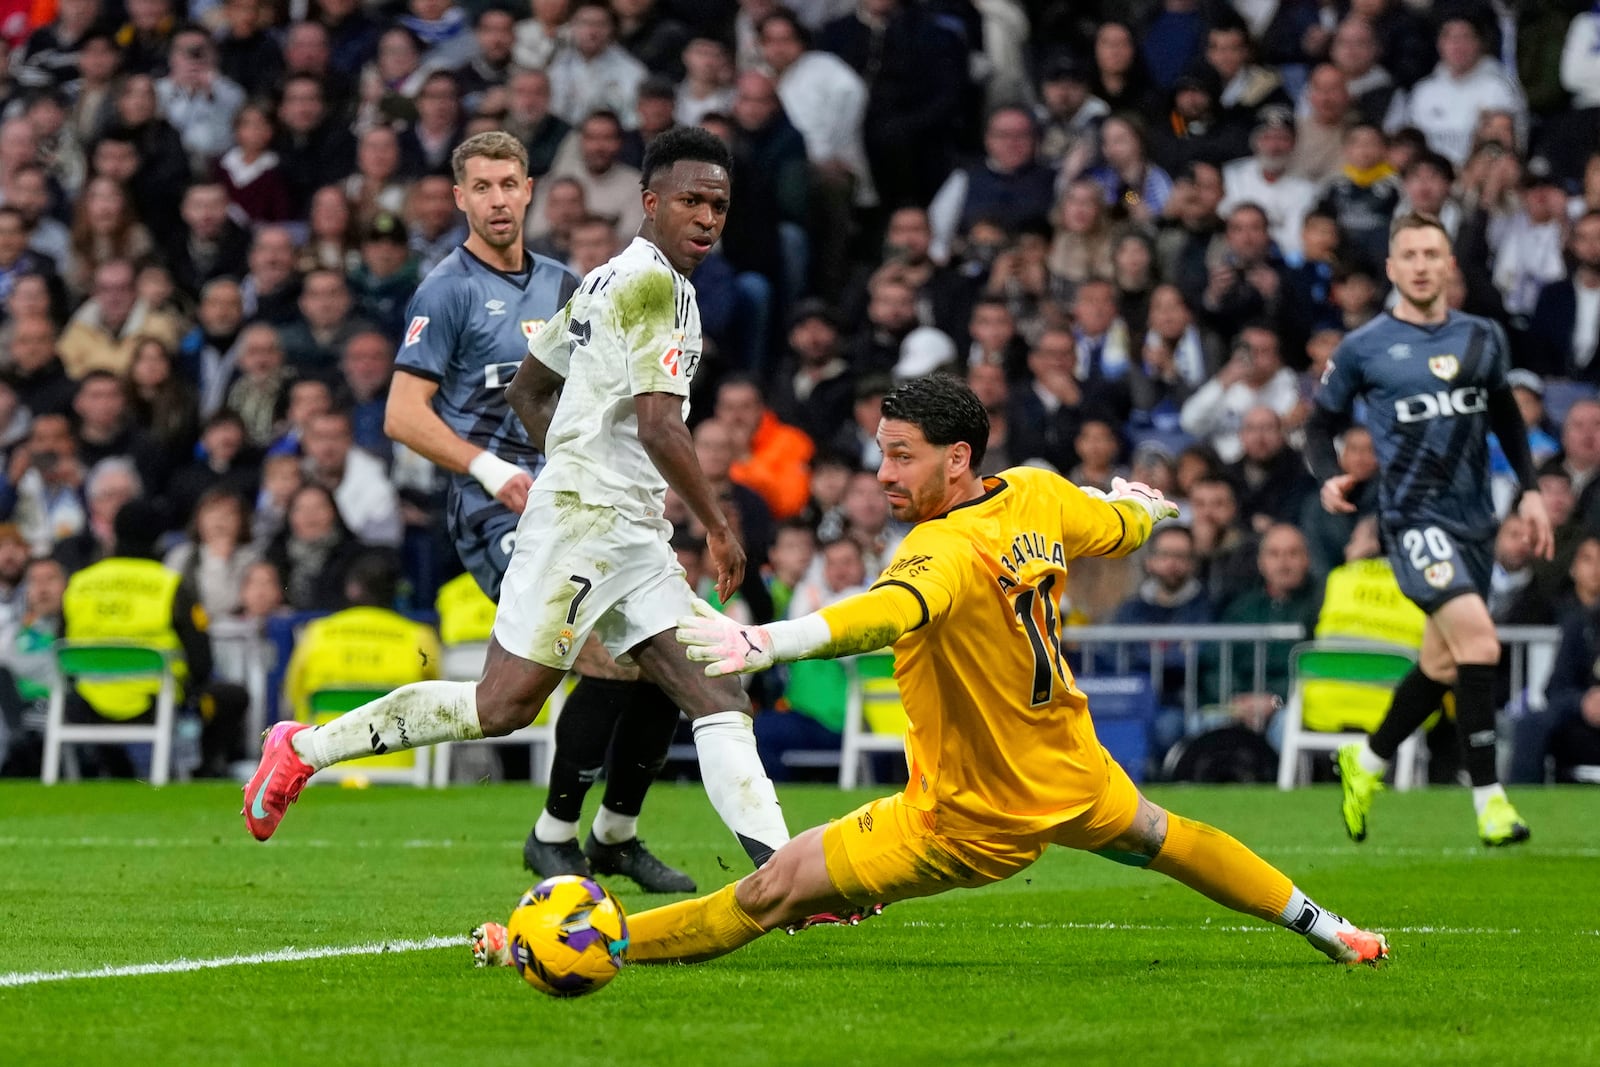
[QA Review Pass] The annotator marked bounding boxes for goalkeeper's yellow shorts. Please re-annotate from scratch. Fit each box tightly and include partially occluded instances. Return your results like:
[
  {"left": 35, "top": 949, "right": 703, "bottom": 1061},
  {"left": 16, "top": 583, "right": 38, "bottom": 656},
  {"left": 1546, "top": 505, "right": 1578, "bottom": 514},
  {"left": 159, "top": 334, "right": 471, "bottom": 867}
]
[{"left": 821, "top": 748, "right": 1141, "bottom": 904}]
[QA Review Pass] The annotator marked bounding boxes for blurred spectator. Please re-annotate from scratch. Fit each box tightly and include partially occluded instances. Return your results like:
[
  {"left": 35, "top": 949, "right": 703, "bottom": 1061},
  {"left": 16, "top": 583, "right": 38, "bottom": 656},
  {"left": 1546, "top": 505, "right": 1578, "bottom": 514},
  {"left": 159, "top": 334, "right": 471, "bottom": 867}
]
[
  {"left": 1290, "top": 64, "right": 1352, "bottom": 184},
  {"left": 676, "top": 36, "right": 733, "bottom": 127},
  {"left": 7, "top": 163, "right": 70, "bottom": 272},
  {"left": 1207, "top": 523, "right": 1320, "bottom": 725},
  {"left": 1227, "top": 405, "right": 1316, "bottom": 534},
  {"left": 0, "top": 554, "right": 64, "bottom": 767},
  {"left": 1328, "top": 15, "right": 1397, "bottom": 128},
  {"left": 179, "top": 278, "right": 244, "bottom": 417},
  {"left": 768, "top": 299, "right": 854, "bottom": 447},
  {"left": 166, "top": 409, "right": 259, "bottom": 526},
  {"left": 615, "top": 0, "right": 690, "bottom": 79},
  {"left": 279, "top": 269, "right": 373, "bottom": 370},
  {"left": 263, "top": 481, "right": 363, "bottom": 610},
  {"left": 844, "top": 274, "right": 917, "bottom": 378},
  {"left": 1110, "top": 230, "right": 1158, "bottom": 340},
  {"left": 53, "top": 455, "right": 141, "bottom": 572},
  {"left": 1400, "top": 16, "right": 1525, "bottom": 168},
  {"left": 457, "top": 8, "right": 517, "bottom": 104},
  {"left": 1205, "top": 17, "right": 1291, "bottom": 121},
  {"left": 400, "top": 70, "right": 467, "bottom": 179},
  {"left": 1533, "top": 583, "right": 1600, "bottom": 780},
  {"left": 126, "top": 335, "right": 199, "bottom": 462},
  {"left": 114, "top": 0, "right": 178, "bottom": 78},
  {"left": 1071, "top": 278, "right": 1132, "bottom": 384},
  {"left": 400, "top": 0, "right": 477, "bottom": 74},
  {"left": 526, "top": 174, "right": 585, "bottom": 261},
  {"left": 502, "top": 67, "right": 569, "bottom": 180},
  {"left": 962, "top": 295, "right": 1025, "bottom": 379},
  {"left": 58, "top": 258, "right": 183, "bottom": 378},
  {"left": 71, "top": 369, "right": 136, "bottom": 467},
  {"left": 66, "top": 31, "right": 119, "bottom": 147},
  {"left": 1129, "top": 283, "right": 1216, "bottom": 432},
  {"left": 535, "top": 111, "right": 643, "bottom": 240},
  {"left": 1067, "top": 418, "right": 1123, "bottom": 493},
  {"left": 282, "top": 551, "right": 440, "bottom": 721},
  {"left": 1155, "top": 160, "right": 1226, "bottom": 302},
  {"left": 692, "top": 417, "right": 775, "bottom": 568},
  {"left": 716, "top": 375, "right": 813, "bottom": 521},
  {"left": 3, "top": 314, "right": 74, "bottom": 416},
  {"left": 216, "top": 102, "right": 293, "bottom": 226},
  {"left": 66, "top": 176, "right": 155, "bottom": 297},
  {"left": 216, "top": 0, "right": 285, "bottom": 97},
  {"left": 1313, "top": 124, "right": 1400, "bottom": 274},
  {"left": 1492, "top": 160, "right": 1571, "bottom": 321},
  {"left": 1300, "top": 424, "right": 1378, "bottom": 578},
  {"left": 237, "top": 557, "right": 287, "bottom": 622},
  {"left": 0, "top": 205, "right": 61, "bottom": 308},
  {"left": 10, "top": 413, "right": 84, "bottom": 553},
  {"left": 1098, "top": 522, "right": 1214, "bottom": 732},
  {"left": 839, "top": 206, "right": 967, "bottom": 342},
  {"left": 1189, "top": 474, "right": 1257, "bottom": 609},
  {"left": 1559, "top": 398, "right": 1600, "bottom": 525},
  {"left": 1486, "top": 512, "right": 1548, "bottom": 626},
  {"left": 0, "top": 523, "right": 27, "bottom": 624},
  {"left": 239, "top": 226, "right": 301, "bottom": 326},
  {"left": 156, "top": 27, "right": 245, "bottom": 173},
  {"left": 1097, "top": 19, "right": 1160, "bottom": 111},
  {"left": 251, "top": 453, "right": 304, "bottom": 546},
  {"left": 225, "top": 323, "right": 292, "bottom": 446},
  {"left": 800, "top": 449, "right": 852, "bottom": 537},
  {"left": 405, "top": 174, "right": 466, "bottom": 275},
  {"left": 548, "top": 2, "right": 647, "bottom": 128},
  {"left": 928, "top": 105, "right": 1056, "bottom": 267},
  {"left": 1007, "top": 327, "right": 1096, "bottom": 472},
  {"left": 1180, "top": 325, "right": 1298, "bottom": 463},
  {"left": 1527, "top": 209, "right": 1600, "bottom": 381},
  {"left": 167, "top": 180, "right": 250, "bottom": 299},
  {"left": 339, "top": 331, "right": 395, "bottom": 463},
  {"left": 1148, "top": 65, "right": 1250, "bottom": 174},
  {"left": 275, "top": 74, "right": 358, "bottom": 214},
  {"left": 299, "top": 185, "right": 360, "bottom": 274},
  {"left": 1087, "top": 114, "right": 1171, "bottom": 225},
  {"left": 1047, "top": 177, "right": 1114, "bottom": 292},
  {"left": 764, "top": 518, "right": 814, "bottom": 621},
  {"left": 302, "top": 408, "right": 402, "bottom": 547},
  {"left": 513, "top": 0, "right": 572, "bottom": 73},
  {"left": 162, "top": 486, "right": 260, "bottom": 619},
  {"left": 1034, "top": 56, "right": 1106, "bottom": 177},
  {"left": 61, "top": 498, "right": 246, "bottom": 779},
  {"left": 3, "top": 270, "right": 59, "bottom": 328},
  {"left": 964, "top": 361, "right": 1012, "bottom": 470},
  {"left": 317, "top": 0, "right": 383, "bottom": 78},
  {"left": 1221, "top": 109, "right": 1316, "bottom": 261},
  {"left": 345, "top": 125, "right": 407, "bottom": 225},
  {"left": 349, "top": 212, "right": 420, "bottom": 342},
  {"left": 564, "top": 214, "right": 619, "bottom": 277},
  {"left": 816, "top": 0, "right": 966, "bottom": 209},
  {"left": 13, "top": 0, "right": 100, "bottom": 92},
  {"left": 839, "top": 469, "right": 900, "bottom": 577},
  {"left": 268, "top": 376, "right": 333, "bottom": 458}
]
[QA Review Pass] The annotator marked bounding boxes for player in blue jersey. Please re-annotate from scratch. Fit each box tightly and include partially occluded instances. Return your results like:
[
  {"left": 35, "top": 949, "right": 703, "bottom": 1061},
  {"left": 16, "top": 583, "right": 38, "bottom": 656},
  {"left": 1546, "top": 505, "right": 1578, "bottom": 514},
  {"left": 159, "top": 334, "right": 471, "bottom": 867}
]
[
  {"left": 243, "top": 128, "right": 792, "bottom": 883},
  {"left": 378, "top": 131, "right": 696, "bottom": 892},
  {"left": 1305, "top": 211, "right": 1553, "bottom": 847}
]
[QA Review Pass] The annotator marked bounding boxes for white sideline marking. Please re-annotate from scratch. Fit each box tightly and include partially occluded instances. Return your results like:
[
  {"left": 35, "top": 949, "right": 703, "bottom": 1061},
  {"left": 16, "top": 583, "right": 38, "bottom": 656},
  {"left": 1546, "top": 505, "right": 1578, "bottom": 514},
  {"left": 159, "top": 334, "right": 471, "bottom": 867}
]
[
  {"left": 4, "top": 837, "right": 1599, "bottom": 860},
  {"left": 903, "top": 920, "right": 1600, "bottom": 937},
  {"left": 0, "top": 935, "right": 466, "bottom": 989}
]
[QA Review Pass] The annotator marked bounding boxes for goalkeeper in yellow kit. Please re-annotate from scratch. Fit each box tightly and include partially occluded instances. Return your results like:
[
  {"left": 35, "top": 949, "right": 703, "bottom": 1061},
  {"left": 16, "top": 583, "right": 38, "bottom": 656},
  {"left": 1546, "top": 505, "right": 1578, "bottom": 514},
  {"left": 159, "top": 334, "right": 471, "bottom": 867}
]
[{"left": 475, "top": 375, "right": 1389, "bottom": 968}]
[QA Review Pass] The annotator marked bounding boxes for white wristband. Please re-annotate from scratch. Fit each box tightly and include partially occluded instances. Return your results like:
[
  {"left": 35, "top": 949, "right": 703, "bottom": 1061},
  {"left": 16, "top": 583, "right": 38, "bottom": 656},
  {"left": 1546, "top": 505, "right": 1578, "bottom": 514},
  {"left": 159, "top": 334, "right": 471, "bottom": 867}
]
[
  {"left": 468, "top": 451, "right": 523, "bottom": 496},
  {"left": 764, "top": 614, "right": 834, "bottom": 662}
]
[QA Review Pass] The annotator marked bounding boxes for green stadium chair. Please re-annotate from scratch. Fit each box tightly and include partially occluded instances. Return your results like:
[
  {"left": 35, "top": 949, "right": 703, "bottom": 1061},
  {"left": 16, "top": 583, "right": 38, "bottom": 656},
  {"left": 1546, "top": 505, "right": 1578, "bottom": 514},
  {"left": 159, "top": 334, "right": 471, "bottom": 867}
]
[
  {"left": 43, "top": 642, "right": 179, "bottom": 786},
  {"left": 307, "top": 686, "right": 431, "bottom": 787},
  {"left": 839, "top": 650, "right": 906, "bottom": 788},
  {"left": 1276, "top": 640, "right": 1426, "bottom": 791},
  {"left": 428, "top": 641, "right": 566, "bottom": 787}
]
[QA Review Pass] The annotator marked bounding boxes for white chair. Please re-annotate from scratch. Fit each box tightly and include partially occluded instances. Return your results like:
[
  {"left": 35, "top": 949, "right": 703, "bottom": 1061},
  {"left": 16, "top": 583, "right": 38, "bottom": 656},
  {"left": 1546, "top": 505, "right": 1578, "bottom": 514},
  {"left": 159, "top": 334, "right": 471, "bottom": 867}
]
[
  {"left": 429, "top": 640, "right": 566, "bottom": 787},
  {"left": 1277, "top": 639, "right": 1426, "bottom": 790},
  {"left": 43, "top": 642, "right": 180, "bottom": 786},
  {"left": 307, "top": 686, "right": 431, "bottom": 786},
  {"left": 838, "top": 650, "right": 905, "bottom": 788}
]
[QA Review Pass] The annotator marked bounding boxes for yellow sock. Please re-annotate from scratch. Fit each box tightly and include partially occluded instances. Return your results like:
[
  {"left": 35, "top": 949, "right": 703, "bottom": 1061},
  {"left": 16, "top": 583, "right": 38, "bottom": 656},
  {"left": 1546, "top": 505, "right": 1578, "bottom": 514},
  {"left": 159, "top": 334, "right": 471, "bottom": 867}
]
[
  {"left": 1147, "top": 814, "right": 1293, "bottom": 922},
  {"left": 625, "top": 883, "right": 766, "bottom": 964}
]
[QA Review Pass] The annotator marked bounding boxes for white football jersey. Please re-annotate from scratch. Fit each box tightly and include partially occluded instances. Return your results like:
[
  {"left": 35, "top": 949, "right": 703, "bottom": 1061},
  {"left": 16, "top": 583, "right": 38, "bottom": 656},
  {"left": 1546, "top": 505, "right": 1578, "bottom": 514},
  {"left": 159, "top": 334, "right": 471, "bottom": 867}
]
[{"left": 527, "top": 237, "right": 702, "bottom": 519}]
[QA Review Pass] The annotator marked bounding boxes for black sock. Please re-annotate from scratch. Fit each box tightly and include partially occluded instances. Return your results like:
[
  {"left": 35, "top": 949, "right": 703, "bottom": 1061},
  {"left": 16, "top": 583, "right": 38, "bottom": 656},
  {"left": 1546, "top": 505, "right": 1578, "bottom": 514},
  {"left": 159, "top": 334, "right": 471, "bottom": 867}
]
[
  {"left": 600, "top": 682, "right": 681, "bottom": 820},
  {"left": 1453, "top": 662, "right": 1501, "bottom": 787},
  {"left": 1370, "top": 665, "right": 1451, "bottom": 761},
  {"left": 541, "top": 677, "right": 631, "bottom": 827}
]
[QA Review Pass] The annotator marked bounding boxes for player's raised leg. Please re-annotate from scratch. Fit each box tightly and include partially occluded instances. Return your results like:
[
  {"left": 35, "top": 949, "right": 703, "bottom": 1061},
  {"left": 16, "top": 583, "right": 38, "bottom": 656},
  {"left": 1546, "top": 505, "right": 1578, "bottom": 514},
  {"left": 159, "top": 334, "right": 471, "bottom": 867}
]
[
  {"left": 631, "top": 628, "right": 790, "bottom": 868},
  {"left": 1080, "top": 792, "right": 1389, "bottom": 965}
]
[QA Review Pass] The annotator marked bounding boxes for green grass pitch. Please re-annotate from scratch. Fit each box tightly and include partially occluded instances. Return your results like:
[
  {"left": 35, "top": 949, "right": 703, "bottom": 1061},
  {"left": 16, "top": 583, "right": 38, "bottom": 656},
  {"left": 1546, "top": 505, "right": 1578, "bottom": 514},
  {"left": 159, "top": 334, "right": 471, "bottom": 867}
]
[{"left": 2, "top": 781, "right": 1597, "bottom": 1067}]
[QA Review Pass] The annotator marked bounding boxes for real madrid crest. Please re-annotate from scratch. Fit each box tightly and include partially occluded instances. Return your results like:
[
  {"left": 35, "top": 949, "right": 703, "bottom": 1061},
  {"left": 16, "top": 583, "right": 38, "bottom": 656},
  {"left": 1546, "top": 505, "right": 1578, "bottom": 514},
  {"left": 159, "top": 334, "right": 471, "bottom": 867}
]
[
  {"left": 554, "top": 627, "right": 574, "bottom": 658},
  {"left": 1424, "top": 561, "right": 1455, "bottom": 589},
  {"left": 1428, "top": 354, "right": 1459, "bottom": 381}
]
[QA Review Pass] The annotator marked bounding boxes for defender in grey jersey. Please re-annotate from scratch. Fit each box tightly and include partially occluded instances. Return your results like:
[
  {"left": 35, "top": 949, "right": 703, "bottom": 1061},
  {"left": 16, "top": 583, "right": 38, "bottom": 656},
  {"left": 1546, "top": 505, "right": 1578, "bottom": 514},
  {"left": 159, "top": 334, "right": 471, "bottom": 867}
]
[
  {"left": 394, "top": 245, "right": 577, "bottom": 597},
  {"left": 1305, "top": 212, "right": 1552, "bottom": 848}
]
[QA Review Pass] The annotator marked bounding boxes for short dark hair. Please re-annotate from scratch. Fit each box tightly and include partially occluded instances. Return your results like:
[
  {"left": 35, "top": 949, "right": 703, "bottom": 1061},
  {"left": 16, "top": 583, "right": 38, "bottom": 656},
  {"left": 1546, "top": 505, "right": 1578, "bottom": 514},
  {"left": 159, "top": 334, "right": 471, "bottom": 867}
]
[
  {"left": 757, "top": 8, "right": 810, "bottom": 47},
  {"left": 640, "top": 124, "right": 733, "bottom": 189},
  {"left": 879, "top": 374, "right": 990, "bottom": 472},
  {"left": 344, "top": 551, "right": 401, "bottom": 608},
  {"left": 1389, "top": 210, "right": 1451, "bottom": 245}
]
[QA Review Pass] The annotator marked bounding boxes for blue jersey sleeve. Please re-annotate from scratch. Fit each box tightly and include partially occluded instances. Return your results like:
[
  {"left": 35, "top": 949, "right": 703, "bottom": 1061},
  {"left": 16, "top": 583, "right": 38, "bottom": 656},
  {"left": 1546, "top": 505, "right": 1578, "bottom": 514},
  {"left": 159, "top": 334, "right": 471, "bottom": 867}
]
[
  {"left": 1484, "top": 319, "right": 1512, "bottom": 391},
  {"left": 395, "top": 275, "right": 465, "bottom": 383},
  {"left": 1316, "top": 334, "right": 1364, "bottom": 413}
]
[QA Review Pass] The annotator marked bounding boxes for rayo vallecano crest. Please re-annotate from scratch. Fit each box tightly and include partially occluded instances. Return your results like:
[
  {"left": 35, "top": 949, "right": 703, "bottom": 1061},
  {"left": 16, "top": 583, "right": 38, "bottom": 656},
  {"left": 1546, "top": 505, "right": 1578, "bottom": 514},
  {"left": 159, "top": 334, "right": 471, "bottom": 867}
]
[{"left": 1428, "top": 354, "right": 1459, "bottom": 380}]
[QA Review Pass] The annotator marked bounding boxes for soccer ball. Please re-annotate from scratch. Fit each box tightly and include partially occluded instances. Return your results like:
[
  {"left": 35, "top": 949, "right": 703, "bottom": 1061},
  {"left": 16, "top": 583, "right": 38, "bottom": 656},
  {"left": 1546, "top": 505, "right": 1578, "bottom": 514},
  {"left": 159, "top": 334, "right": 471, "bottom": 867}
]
[{"left": 506, "top": 876, "right": 630, "bottom": 998}]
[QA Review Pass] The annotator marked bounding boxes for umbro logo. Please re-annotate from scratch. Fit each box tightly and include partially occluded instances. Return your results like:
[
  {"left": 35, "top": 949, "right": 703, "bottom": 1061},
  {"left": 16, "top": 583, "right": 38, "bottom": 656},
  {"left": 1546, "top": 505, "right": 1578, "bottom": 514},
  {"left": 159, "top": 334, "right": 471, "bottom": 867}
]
[
  {"left": 484, "top": 299, "right": 506, "bottom": 316},
  {"left": 1388, "top": 343, "right": 1411, "bottom": 360},
  {"left": 568, "top": 318, "right": 592, "bottom": 345}
]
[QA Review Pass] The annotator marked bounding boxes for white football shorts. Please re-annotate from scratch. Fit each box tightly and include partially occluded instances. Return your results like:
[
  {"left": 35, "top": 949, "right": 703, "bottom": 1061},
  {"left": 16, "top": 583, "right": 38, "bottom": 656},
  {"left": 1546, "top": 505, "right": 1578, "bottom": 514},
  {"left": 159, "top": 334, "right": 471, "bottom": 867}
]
[{"left": 492, "top": 488, "right": 695, "bottom": 669}]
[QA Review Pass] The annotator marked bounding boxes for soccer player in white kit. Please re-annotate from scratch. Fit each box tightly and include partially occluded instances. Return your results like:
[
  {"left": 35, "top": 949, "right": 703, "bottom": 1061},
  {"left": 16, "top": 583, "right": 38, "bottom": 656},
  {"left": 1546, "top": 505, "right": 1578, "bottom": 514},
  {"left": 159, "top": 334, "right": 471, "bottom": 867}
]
[{"left": 243, "top": 127, "right": 791, "bottom": 870}]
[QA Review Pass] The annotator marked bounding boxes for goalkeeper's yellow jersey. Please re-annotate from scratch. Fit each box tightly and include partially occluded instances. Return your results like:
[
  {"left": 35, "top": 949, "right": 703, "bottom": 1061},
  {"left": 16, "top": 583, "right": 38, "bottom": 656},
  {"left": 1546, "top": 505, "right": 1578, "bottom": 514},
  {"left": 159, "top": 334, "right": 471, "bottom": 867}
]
[{"left": 825, "top": 466, "right": 1153, "bottom": 838}]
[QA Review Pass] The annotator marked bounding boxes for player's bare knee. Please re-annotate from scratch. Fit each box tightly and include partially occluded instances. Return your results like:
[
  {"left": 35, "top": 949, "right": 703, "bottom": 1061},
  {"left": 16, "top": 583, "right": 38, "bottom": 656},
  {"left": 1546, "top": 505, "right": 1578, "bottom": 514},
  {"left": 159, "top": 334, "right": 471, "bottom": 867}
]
[
  {"left": 473, "top": 675, "right": 541, "bottom": 736},
  {"left": 682, "top": 678, "right": 752, "bottom": 721}
]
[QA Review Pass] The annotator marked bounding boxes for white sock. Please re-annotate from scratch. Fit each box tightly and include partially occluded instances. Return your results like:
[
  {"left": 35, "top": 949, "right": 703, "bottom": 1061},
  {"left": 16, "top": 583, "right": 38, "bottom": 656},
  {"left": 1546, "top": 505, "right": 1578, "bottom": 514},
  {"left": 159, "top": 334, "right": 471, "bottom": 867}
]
[
  {"left": 1471, "top": 783, "right": 1506, "bottom": 816},
  {"left": 1356, "top": 739, "right": 1389, "bottom": 776},
  {"left": 291, "top": 680, "right": 483, "bottom": 771},
  {"left": 691, "top": 710, "right": 790, "bottom": 866},
  {"left": 1278, "top": 886, "right": 1354, "bottom": 960},
  {"left": 534, "top": 812, "right": 578, "bottom": 844},
  {"left": 592, "top": 806, "right": 638, "bottom": 845}
]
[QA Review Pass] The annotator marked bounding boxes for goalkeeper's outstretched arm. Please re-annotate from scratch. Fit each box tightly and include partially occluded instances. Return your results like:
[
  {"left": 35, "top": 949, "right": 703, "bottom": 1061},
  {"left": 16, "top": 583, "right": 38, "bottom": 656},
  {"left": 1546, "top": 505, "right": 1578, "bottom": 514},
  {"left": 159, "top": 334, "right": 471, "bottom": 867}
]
[{"left": 676, "top": 585, "right": 927, "bottom": 676}]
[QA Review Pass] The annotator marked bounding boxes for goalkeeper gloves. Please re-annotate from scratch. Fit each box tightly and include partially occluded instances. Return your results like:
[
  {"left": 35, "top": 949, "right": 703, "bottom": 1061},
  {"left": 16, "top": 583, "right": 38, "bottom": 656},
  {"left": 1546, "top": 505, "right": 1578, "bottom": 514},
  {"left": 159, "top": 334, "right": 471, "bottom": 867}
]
[
  {"left": 676, "top": 600, "right": 775, "bottom": 676},
  {"left": 1081, "top": 476, "right": 1180, "bottom": 522}
]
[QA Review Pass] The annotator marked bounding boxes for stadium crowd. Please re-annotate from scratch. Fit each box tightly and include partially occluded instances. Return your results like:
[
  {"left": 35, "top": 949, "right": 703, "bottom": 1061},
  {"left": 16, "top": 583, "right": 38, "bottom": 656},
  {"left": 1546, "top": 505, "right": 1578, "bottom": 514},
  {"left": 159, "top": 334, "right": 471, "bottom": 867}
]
[{"left": 0, "top": 0, "right": 1598, "bottom": 783}]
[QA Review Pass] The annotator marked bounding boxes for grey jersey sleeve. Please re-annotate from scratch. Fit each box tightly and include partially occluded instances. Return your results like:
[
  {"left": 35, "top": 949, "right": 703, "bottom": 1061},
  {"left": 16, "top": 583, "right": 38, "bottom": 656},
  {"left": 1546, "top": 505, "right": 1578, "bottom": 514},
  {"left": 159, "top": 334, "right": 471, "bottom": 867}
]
[{"left": 395, "top": 276, "right": 464, "bottom": 382}]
